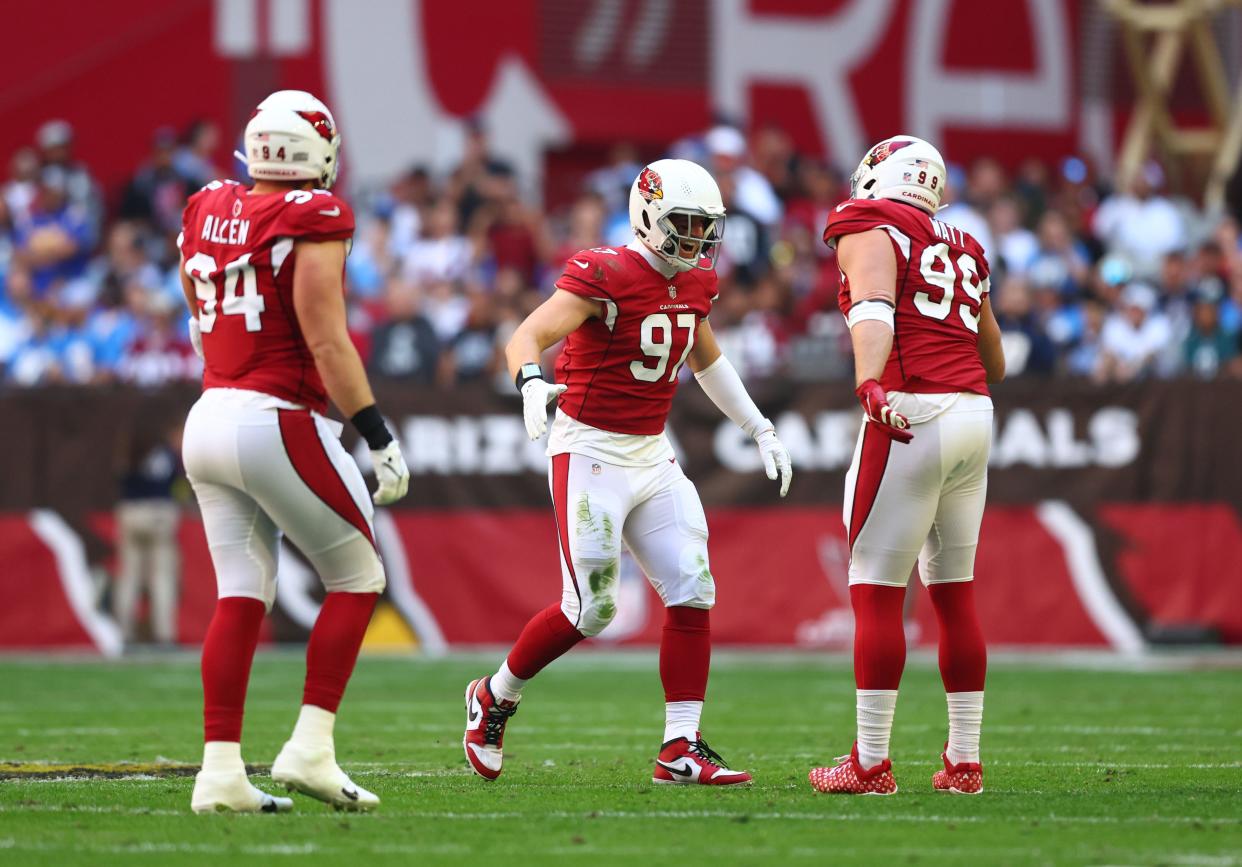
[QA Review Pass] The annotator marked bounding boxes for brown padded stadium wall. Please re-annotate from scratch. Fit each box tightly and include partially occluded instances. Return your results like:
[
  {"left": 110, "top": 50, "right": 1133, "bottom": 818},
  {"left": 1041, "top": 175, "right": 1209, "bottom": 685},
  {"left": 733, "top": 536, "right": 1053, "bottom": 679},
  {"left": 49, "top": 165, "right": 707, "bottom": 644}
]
[{"left": 0, "top": 379, "right": 1238, "bottom": 651}]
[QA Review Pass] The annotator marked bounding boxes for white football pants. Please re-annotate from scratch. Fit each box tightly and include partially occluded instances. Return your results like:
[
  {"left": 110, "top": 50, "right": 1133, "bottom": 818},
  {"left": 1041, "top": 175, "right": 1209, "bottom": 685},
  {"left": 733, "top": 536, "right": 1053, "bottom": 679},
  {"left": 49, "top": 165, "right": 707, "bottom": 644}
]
[
  {"left": 549, "top": 453, "right": 714, "bottom": 637},
  {"left": 182, "top": 389, "right": 385, "bottom": 609},
  {"left": 843, "top": 393, "right": 993, "bottom": 587}
]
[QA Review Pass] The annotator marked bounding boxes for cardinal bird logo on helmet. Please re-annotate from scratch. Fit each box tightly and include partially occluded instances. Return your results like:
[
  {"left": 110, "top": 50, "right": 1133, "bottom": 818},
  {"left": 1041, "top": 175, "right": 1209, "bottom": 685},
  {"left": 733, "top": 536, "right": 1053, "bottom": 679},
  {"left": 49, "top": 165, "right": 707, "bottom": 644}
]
[
  {"left": 864, "top": 139, "right": 914, "bottom": 168},
  {"left": 637, "top": 167, "right": 663, "bottom": 201}
]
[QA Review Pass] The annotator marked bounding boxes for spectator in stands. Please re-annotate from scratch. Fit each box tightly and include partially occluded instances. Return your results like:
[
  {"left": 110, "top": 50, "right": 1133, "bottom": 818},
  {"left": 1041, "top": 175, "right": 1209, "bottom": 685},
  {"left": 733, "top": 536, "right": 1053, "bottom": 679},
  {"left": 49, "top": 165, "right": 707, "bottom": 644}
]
[
  {"left": 172, "top": 119, "right": 221, "bottom": 188},
  {"left": 382, "top": 165, "right": 432, "bottom": 262},
  {"left": 1183, "top": 281, "right": 1238, "bottom": 379},
  {"left": 1067, "top": 298, "right": 1108, "bottom": 378},
  {"left": 1093, "top": 160, "right": 1187, "bottom": 280},
  {"left": 1097, "top": 282, "right": 1173, "bottom": 383},
  {"left": 1027, "top": 209, "right": 1091, "bottom": 298},
  {"left": 704, "top": 125, "right": 783, "bottom": 227},
  {"left": 478, "top": 171, "right": 551, "bottom": 285},
  {"left": 402, "top": 197, "right": 474, "bottom": 285},
  {"left": 3, "top": 148, "right": 40, "bottom": 226},
  {"left": 13, "top": 167, "right": 95, "bottom": 300},
  {"left": 939, "top": 164, "right": 995, "bottom": 258},
  {"left": 442, "top": 292, "right": 501, "bottom": 385},
  {"left": 1156, "top": 249, "right": 1198, "bottom": 375},
  {"left": 987, "top": 194, "right": 1039, "bottom": 277},
  {"left": 117, "top": 290, "right": 200, "bottom": 386},
  {"left": 585, "top": 141, "right": 642, "bottom": 223},
  {"left": 716, "top": 171, "right": 769, "bottom": 285},
  {"left": 750, "top": 123, "right": 799, "bottom": 203},
  {"left": 369, "top": 277, "right": 440, "bottom": 382},
  {"left": 450, "top": 118, "right": 514, "bottom": 229},
  {"left": 35, "top": 120, "right": 102, "bottom": 236},
  {"left": 6, "top": 304, "right": 93, "bottom": 385},
  {"left": 555, "top": 193, "right": 607, "bottom": 263},
  {"left": 120, "top": 127, "right": 192, "bottom": 238},
  {"left": 784, "top": 160, "right": 847, "bottom": 259},
  {"left": 994, "top": 277, "right": 1057, "bottom": 376},
  {"left": 113, "top": 423, "right": 183, "bottom": 647}
]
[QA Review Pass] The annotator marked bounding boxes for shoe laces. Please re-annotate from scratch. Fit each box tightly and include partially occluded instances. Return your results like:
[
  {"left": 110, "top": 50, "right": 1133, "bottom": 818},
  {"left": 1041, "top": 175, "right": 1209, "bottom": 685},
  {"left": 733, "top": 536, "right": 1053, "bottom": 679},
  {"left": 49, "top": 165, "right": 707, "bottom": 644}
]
[
  {"left": 688, "top": 737, "right": 731, "bottom": 769},
  {"left": 483, "top": 700, "right": 517, "bottom": 745}
]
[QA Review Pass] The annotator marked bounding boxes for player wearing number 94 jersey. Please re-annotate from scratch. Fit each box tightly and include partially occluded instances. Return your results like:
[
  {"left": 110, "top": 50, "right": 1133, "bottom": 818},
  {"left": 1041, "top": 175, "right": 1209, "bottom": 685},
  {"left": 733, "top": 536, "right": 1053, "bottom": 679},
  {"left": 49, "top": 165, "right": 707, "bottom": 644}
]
[
  {"left": 462, "top": 159, "right": 791, "bottom": 787},
  {"left": 808, "top": 136, "right": 1005, "bottom": 797},
  {"left": 178, "top": 90, "right": 409, "bottom": 816}
]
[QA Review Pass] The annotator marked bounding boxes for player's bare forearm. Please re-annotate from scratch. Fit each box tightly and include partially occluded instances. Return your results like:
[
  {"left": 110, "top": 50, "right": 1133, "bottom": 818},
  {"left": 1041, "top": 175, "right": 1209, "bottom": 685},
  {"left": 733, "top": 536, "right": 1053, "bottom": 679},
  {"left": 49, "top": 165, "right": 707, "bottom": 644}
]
[
  {"left": 310, "top": 339, "right": 376, "bottom": 418},
  {"left": 292, "top": 239, "right": 377, "bottom": 417},
  {"left": 977, "top": 298, "right": 1006, "bottom": 383},
  {"left": 850, "top": 320, "right": 894, "bottom": 387},
  {"left": 838, "top": 231, "right": 898, "bottom": 387},
  {"left": 505, "top": 289, "right": 599, "bottom": 379}
]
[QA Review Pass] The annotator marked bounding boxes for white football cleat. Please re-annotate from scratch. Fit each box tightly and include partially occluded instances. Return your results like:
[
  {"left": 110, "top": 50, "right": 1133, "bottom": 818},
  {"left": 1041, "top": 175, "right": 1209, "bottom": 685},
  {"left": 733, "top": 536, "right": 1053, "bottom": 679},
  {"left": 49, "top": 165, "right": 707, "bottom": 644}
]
[
  {"left": 270, "top": 741, "right": 379, "bottom": 811},
  {"left": 191, "top": 768, "right": 293, "bottom": 814}
]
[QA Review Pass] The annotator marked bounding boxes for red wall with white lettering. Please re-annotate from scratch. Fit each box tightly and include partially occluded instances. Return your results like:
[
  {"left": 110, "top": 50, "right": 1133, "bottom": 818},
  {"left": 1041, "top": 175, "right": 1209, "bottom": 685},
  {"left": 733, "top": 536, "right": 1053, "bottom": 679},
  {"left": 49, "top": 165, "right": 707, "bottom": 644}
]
[{"left": 1, "top": 0, "right": 1094, "bottom": 201}]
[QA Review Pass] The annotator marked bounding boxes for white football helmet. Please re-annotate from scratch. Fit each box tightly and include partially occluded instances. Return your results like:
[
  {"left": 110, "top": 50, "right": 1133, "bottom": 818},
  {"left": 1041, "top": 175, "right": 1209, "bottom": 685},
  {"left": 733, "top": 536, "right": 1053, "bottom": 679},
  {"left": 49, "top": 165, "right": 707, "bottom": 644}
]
[
  {"left": 628, "top": 158, "right": 726, "bottom": 272},
  {"left": 849, "top": 135, "right": 946, "bottom": 214},
  {"left": 237, "top": 90, "right": 341, "bottom": 189}
]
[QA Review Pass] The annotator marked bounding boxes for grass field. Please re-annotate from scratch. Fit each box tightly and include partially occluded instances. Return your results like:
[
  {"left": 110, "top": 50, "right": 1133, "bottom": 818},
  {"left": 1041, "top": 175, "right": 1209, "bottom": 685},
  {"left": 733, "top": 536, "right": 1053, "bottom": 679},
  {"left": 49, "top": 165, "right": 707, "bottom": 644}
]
[{"left": 0, "top": 652, "right": 1239, "bottom": 866}]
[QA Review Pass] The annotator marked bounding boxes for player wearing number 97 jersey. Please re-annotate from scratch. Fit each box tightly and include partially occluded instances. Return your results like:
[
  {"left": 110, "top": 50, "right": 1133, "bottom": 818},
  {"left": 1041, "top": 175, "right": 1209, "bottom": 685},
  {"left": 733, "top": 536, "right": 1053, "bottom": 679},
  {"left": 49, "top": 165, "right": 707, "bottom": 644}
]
[
  {"left": 461, "top": 159, "right": 792, "bottom": 788},
  {"left": 808, "top": 136, "right": 1005, "bottom": 797},
  {"left": 178, "top": 90, "right": 409, "bottom": 817}
]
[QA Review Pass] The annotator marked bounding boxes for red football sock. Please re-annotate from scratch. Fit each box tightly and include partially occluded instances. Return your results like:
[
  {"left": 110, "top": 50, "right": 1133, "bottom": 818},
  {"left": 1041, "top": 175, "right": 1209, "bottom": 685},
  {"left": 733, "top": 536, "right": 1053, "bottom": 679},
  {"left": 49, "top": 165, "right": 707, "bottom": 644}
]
[
  {"left": 506, "top": 603, "right": 584, "bottom": 680},
  {"left": 660, "top": 606, "right": 711, "bottom": 702},
  {"left": 928, "top": 582, "right": 987, "bottom": 692},
  {"left": 201, "top": 596, "right": 266, "bottom": 742},
  {"left": 302, "top": 592, "right": 378, "bottom": 712},
  {"left": 851, "top": 584, "right": 907, "bottom": 690}
]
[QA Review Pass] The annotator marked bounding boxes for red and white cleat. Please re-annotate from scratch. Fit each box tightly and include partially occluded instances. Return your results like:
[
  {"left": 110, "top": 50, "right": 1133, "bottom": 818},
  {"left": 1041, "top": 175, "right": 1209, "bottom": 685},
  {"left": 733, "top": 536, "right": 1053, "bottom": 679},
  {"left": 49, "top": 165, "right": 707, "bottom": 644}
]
[
  {"left": 463, "top": 677, "right": 518, "bottom": 781},
  {"left": 808, "top": 742, "right": 897, "bottom": 795},
  {"left": 932, "top": 749, "right": 983, "bottom": 795},
  {"left": 653, "top": 733, "right": 752, "bottom": 786}
]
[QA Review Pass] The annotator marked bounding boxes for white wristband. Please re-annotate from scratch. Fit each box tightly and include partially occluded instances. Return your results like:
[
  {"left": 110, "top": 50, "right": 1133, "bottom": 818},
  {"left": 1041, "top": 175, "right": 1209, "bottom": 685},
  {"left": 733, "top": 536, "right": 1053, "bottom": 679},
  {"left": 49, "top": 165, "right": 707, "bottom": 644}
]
[
  {"left": 846, "top": 299, "right": 895, "bottom": 331},
  {"left": 693, "top": 355, "right": 768, "bottom": 438}
]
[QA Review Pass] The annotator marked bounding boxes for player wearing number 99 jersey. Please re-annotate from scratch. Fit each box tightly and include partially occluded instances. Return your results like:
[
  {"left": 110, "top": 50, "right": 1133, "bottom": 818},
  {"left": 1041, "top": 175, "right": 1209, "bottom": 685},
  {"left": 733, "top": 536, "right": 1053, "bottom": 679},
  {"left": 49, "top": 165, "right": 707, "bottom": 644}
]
[
  {"left": 461, "top": 159, "right": 792, "bottom": 787},
  {"left": 808, "top": 136, "right": 1005, "bottom": 797},
  {"left": 178, "top": 90, "right": 409, "bottom": 816}
]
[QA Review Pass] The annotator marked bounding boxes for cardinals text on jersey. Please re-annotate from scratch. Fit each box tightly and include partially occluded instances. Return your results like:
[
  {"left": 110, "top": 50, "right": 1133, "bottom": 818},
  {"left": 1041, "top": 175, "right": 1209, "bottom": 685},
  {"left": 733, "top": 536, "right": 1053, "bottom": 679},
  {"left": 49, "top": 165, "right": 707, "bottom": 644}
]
[
  {"left": 824, "top": 198, "right": 991, "bottom": 396},
  {"left": 553, "top": 246, "right": 718, "bottom": 436},
  {"left": 180, "top": 181, "right": 355, "bottom": 412}
]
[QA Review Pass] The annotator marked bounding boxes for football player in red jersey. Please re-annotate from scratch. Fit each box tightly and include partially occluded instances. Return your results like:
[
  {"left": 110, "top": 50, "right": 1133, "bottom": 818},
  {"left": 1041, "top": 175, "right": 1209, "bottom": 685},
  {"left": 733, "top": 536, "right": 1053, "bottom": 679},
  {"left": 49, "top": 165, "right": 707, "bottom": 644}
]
[
  {"left": 462, "top": 159, "right": 792, "bottom": 786},
  {"left": 807, "top": 137, "right": 1005, "bottom": 796},
  {"left": 178, "top": 91, "right": 410, "bottom": 814}
]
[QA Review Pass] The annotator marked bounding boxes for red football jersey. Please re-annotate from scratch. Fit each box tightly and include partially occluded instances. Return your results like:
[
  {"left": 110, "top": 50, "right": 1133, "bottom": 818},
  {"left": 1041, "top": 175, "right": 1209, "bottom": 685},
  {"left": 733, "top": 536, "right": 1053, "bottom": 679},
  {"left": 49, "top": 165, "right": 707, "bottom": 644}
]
[
  {"left": 554, "top": 246, "right": 718, "bottom": 435},
  {"left": 179, "top": 180, "right": 355, "bottom": 413},
  {"left": 824, "top": 198, "right": 991, "bottom": 396}
]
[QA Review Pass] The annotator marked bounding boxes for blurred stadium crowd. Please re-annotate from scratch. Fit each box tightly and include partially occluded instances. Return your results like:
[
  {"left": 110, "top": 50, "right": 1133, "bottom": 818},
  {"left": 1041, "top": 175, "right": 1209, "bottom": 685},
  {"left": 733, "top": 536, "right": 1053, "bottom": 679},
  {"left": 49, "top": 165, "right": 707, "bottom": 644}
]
[{"left": 3, "top": 117, "right": 1242, "bottom": 390}]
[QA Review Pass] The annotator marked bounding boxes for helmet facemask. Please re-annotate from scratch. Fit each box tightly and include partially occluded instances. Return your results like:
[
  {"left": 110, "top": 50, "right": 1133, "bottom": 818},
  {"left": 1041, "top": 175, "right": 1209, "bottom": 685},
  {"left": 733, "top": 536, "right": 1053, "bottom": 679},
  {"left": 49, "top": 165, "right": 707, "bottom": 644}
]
[{"left": 656, "top": 209, "right": 725, "bottom": 272}]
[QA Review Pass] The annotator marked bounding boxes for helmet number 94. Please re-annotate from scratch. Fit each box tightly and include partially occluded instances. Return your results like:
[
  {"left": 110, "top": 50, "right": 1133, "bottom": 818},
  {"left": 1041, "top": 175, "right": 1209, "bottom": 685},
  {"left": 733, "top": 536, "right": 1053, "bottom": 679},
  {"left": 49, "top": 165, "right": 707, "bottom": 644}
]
[{"left": 914, "top": 243, "right": 986, "bottom": 333}]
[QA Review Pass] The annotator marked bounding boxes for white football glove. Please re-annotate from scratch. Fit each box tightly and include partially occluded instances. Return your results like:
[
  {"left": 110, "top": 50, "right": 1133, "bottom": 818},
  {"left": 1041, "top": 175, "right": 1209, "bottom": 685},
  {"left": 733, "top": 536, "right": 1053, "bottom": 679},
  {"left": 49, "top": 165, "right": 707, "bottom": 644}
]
[
  {"left": 188, "top": 316, "right": 203, "bottom": 359},
  {"left": 521, "top": 379, "right": 568, "bottom": 440},
  {"left": 370, "top": 440, "right": 410, "bottom": 505},
  {"left": 754, "top": 426, "right": 792, "bottom": 497}
]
